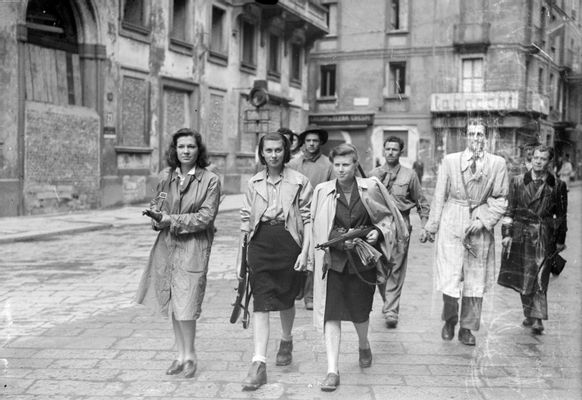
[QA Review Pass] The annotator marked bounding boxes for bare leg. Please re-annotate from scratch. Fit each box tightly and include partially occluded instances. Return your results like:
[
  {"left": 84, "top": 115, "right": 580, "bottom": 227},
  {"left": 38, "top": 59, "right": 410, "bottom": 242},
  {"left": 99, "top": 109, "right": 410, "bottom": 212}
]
[
  {"left": 279, "top": 306, "right": 295, "bottom": 340},
  {"left": 353, "top": 320, "right": 370, "bottom": 349},
  {"left": 253, "top": 311, "right": 270, "bottom": 360},
  {"left": 178, "top": 320, "right": 197, "bottom": 361},
  {"left": 172, "top": 314, "right": 185, "bottom": 362},
  {"left": 324, "top": 320, "right": 341, "bottom": 373}
]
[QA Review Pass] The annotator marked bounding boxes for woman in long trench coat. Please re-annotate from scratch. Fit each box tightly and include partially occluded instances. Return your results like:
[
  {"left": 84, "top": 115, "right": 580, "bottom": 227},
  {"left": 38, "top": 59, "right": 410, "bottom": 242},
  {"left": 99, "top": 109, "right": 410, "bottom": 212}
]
[{"left": 136, "top": 128, "right": 221, "bottom": 378}]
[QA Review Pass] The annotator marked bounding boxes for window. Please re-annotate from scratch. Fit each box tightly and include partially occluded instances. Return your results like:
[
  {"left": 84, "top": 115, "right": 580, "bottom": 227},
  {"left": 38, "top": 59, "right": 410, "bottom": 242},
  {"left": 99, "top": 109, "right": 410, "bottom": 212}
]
[
  {"left": 290, "top": 44, "right": 302, "bottom": 84},
  {"left": 241, "top": 19, "right": 256, "bottom": 67},
  {"left": 389, "top": 62, "right": 406, "bottom": 95},
  {"left": 123, "top": 0, "right": 147, "bottom": 28},
  {"left": 320, "top": 64, "right": 336, "bottom": 97},
  {"left": 171, "top": 0, "right": 190, "bottom": 43},
  {"left": 461, "top": 58, "right": 483, "bottom": 92},
  {"left": 268, "top": 34, "right": 280, "bottom": 77},
  {"left": 390, "top": 0, "right": 400, "bottom": 30},
  {"left": 210, "top": 6, "right": 226, "bottom": 55},
  {"left": 324, "top": 2, "right": 338, "bottom": 36},
  {"left": 538, "top": 67, "right": 544, "bottom": 93}
]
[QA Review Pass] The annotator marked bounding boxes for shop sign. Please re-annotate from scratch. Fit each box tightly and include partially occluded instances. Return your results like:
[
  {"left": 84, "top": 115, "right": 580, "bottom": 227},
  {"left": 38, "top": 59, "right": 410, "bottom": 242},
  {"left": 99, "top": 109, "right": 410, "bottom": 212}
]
[
  {"left": 308, "top": 113, "right": 374, "bottom": 126},
  {"left": 430, "top": 91, "right": 519, "bottom": 112}
]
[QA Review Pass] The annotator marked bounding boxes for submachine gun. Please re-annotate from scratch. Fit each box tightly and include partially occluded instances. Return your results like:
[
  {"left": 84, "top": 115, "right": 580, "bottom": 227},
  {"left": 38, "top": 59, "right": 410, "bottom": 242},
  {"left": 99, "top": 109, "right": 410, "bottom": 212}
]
[{"left": 230, "top": 235, "right": 252, "bottom": 329}]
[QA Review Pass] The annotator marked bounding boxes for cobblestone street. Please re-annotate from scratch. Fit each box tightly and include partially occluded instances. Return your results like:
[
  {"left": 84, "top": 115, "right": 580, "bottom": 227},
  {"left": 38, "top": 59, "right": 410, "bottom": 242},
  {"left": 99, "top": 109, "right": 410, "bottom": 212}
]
[{"left": 1, "top": 188, "right": 581, "bottom": 399}]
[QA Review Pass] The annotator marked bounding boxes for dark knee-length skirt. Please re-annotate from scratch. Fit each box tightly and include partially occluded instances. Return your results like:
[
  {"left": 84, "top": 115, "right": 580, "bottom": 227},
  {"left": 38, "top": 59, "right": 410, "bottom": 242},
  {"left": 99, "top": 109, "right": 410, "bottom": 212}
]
[
  {"left": 247, "top": 222, "right": 302, "bottom": 312},
  {"left": 324, "top": 267, "right": 376, "bottom": 323}
]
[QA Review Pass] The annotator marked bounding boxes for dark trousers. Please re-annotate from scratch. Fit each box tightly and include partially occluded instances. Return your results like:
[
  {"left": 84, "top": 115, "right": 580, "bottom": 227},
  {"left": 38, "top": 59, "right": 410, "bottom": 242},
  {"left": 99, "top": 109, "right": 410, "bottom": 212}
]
[
  {"left": 520, "top": 292, "right": 548, "bottom": 320},
  {"left": 442, "top": 294, "right": 483, "bottom": 331},
  {"left": 304, "top": 270, "right": 313, "bottom": 304}
]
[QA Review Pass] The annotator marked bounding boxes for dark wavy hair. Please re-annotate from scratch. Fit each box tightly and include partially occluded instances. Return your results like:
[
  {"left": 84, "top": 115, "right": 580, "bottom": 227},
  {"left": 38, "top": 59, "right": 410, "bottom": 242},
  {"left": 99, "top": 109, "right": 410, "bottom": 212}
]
[
  {"left": 533, "top": 144, "right": 554, "bottom": 160},
  {"left": 383, "top": 136, "right": 405, "bottom": 151},
  {"left": 166, "top": 128, "right": 210, "bottom": 169},
  {"left": 258, "top": 132, "right": 291, "bottom": 165}
]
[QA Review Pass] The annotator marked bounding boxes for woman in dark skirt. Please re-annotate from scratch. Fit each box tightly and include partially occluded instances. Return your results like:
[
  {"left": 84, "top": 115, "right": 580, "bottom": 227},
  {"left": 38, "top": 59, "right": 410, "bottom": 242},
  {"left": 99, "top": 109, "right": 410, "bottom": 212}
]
[
  {"left": 311, "top": 143, "right": 408, "bottom": 392},
  {"left": 239, "top": 131, "right": 313, "bottom": 391}
]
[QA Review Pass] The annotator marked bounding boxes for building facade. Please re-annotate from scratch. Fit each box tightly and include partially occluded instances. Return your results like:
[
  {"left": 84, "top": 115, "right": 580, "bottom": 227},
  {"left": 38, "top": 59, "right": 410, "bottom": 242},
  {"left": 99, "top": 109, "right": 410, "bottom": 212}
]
[
  {"left": 0, "top": 0, "right": 327, "bottom": 216},
  {"left": 308, "top": 0, "right": 582, "bottom": 180}
]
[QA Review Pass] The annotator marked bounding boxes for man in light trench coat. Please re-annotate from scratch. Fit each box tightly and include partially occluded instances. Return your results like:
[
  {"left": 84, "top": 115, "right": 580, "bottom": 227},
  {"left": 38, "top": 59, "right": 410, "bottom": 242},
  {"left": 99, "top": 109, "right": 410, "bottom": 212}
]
[{"left": 422, "top": 119, "right": 509, "bottom": 346}]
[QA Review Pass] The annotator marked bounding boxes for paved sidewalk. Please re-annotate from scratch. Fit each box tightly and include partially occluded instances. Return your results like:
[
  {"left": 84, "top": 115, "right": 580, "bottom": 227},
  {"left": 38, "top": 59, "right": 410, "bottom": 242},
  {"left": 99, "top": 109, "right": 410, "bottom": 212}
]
[{"left": 0, "top": 195, "right": 244, "bottom": 244}]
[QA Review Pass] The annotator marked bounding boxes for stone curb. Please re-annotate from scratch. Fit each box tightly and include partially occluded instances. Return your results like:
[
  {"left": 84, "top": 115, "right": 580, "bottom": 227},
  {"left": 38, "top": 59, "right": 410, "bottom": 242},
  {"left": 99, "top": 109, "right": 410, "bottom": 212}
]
[{"left": 0, "top": 223, "right": 114, "bottom": 245}]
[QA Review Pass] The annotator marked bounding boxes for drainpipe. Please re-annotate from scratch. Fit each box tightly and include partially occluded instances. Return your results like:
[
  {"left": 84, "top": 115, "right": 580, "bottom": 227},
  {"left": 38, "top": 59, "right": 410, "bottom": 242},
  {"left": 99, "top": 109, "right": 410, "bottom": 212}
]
[{"left": 16, "top": 24, "right": 27, "bottom": 216}]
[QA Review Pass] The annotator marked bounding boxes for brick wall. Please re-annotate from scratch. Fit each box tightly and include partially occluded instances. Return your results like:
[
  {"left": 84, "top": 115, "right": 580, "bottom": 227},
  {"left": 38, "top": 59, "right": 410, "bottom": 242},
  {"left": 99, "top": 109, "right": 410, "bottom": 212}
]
[{"left": 24, "top": 101, "right": 101, "bottom": 214}]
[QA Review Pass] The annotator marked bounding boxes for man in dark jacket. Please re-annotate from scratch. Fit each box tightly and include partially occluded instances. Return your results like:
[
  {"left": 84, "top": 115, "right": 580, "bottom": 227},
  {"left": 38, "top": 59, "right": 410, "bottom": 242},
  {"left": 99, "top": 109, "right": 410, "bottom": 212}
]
[{"left": 498, "top": 145, "right": 568, "bottom": 334}]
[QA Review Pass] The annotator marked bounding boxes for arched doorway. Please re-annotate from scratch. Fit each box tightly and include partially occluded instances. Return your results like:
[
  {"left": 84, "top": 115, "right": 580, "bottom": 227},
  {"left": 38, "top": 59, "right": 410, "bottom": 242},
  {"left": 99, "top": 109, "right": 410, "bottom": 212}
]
[{"left": 20, "top": 0, "right": 104, "bottom": 214}]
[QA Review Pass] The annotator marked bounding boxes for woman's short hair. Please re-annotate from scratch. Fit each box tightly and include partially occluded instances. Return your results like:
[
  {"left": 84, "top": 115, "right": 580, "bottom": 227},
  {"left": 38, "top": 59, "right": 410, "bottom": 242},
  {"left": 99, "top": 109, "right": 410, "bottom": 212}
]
[
  {"left": 258, "top": 132, "right": 291, "bottom": 165},
  {"left": 166, "top": 128, "right": 210, "bottom": 169},
  {"left": 533, "top": 144, "right": 554, "bottom": 160},
  {"left": 329, "top": 143, "right": 358, "bottom": 163},
  {"left": 383, "top": 136, "right": 405, "bottom": 151}
]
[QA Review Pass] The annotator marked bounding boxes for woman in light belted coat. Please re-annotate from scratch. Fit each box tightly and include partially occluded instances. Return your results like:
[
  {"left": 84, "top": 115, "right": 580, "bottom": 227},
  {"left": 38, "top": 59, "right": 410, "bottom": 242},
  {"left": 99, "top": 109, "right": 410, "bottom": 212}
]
[{"left": 136, "top": 128, "right": 221, "bottom": 379}]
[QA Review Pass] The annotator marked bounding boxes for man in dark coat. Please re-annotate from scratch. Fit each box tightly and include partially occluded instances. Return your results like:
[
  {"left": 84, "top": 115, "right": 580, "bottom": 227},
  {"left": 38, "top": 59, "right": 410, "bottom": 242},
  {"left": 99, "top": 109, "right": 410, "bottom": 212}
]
[{"left": 498, "top": 145, "right": 568, "bottom": 335}]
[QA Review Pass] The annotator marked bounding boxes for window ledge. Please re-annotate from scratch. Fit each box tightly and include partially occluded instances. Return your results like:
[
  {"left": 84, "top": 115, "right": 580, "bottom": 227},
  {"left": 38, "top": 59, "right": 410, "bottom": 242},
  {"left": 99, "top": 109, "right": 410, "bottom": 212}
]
[
  {"left": 290, "top": 79, "right": 302, "bottom": 89},
  {"left": 386, "top": 29, "right": 409, "bottom": 35},
  {"left": 115, "top": 146, "right": 154, "bottom": 154},
  {"left": 169, "top": 37, "right": 194, "bottom": 55},
  {"left": 267, "top": 71, "right": 281, "bottom": 82},
  {"left": 323, "top": 34, "right": 338, "bottom": 39},
  {"left": 240, "top": 62, "right": 257, "bottom": 75},
  {"left": 316, "top": 96, "right": 337, "bottom": 103},
  {"left": 120, "top": 22, "right": 152, "bottom": 43},
  {"left": 208, "top": 50, "right": 228, "bottom": 67},
  {"left": 384, "top": 95, "right": 409, "bottom": 100}
]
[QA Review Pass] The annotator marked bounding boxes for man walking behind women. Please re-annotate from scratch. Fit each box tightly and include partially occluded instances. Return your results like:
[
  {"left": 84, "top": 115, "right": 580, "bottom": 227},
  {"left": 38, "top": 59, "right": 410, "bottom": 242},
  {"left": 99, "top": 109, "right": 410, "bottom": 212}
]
[
  {"left": 311, "top": 143, "right": 408, "bottom": 391},
  {"left": 498, "top": 145, "right": 568, "bottom": 334},
  {"left": 136, "top": 128, "right": 221, "bottom": 379},
  {"left": 240, "top": 132, "right": 312, "bottom": 390},
  {"left": 422, "top": 119, "right": 508, "bottom": 346},
  {"left": 370, "top": 136, "right": 430, "bottom": 329}
]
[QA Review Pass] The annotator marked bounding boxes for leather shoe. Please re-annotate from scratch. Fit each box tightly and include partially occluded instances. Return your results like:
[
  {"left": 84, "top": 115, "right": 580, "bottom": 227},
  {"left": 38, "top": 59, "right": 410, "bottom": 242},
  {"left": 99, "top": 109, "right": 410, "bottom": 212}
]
[
  {"left": 441, "top": 322, "right": 455, "bottom": 341},
  {"left": 305, "top": 301, "right": 313, "bottom": 310},
  {"left": 458, "top": 328, "right": 476, "bottom": 346},
  {"left": 385, "top": 318, "right": 398, "bottom": 329},
  {"left": 165, "top": 360, "right": 183, "bottom": 375},
  {"left": 320, "top": 372, "right": 340, "bottom": 392},
  {"left": 275, "top": 340, "right": 293, "bottom": 366},
  {"left": 242, "top": 361, "right": 267, "bottom": 391},
  {"left": 531, "top": 319, "right": 544, "bottom": 335},
  {"left": 522, "top": 317, "right": 535, "bottom": 327},
  {"left": 182, "top": 360, "right": 197, "bottom": 379},
  {"left": 359, "top": 347, "right": 372, "bottom": 368}
]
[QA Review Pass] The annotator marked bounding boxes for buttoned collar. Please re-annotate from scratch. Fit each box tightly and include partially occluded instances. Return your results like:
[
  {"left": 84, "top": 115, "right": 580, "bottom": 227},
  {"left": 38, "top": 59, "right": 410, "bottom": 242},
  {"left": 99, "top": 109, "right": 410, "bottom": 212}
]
[
  {"left": 461, "top": 149, "right": 487, "bottom": 173},
  {"left": 301, "top": 149, "right": 322, "bottom": 162},
  {"left": 323, "top": 177, "right": 369, "bottom": 197},
  {"left": 524, "top": 170, "right": 555, "bottom": 186}
]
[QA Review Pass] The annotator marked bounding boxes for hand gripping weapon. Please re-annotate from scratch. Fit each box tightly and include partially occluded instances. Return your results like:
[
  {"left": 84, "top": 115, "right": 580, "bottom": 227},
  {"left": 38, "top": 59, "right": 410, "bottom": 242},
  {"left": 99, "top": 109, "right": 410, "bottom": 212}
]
[{"left": 230, "top": 235, "right": 252, "bottom": 329}]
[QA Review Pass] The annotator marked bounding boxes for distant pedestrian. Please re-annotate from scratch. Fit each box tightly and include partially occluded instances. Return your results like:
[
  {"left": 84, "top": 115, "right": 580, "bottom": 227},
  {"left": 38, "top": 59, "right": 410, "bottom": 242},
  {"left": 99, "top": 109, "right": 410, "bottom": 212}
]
[
  {"left": 558, "top": 154, "right": 573, "bottom": 189},
  {"left": 278, "top": 127, "right": 302, "bottom": 161},
  {"left": 422, "top": 119, "right": 509, "bottom": 346},
  {"left": 311, "top": 143, "right": 408, "bottom": 392},
  {"left": 240, "top": 132, "right": 312, "bottom": 391},
  {"left": 412, "top": 159, "right": 424, "bottom": 183},
  {"left": 136, "top": 128, "right": 221, "bottom": 379},
  {"left": 369, "top": 136, "right": 430, "bottom": 329},
  {"left": 287, "top": 126, "right": 335, "bottom": 310},
  {"left": 498, "top": 145, "right": 568, "bottom": 334}
]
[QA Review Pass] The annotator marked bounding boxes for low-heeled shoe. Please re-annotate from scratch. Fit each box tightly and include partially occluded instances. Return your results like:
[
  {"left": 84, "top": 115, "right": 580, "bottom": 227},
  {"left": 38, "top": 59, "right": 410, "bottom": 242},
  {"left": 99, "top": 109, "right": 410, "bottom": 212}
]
[
  {"left": 359, "top": 347, "right": 372, "bottom": 368},
  {"left": 320, "top": 372, "right": 340, "bottom": 392},
  {"left": 441, "top": 322, "right": 455, "bottom": 341},
  {"left": 458, "top": 328, "right": 476, "bottom": 346},
  {"left": 275, "top": 340, "right": 293, "bottom": 366},
  {"left": 242, "top": 361, "right": 267, "bottom": 391},
  {"left": 182, "top": 360, "right": 197, "bottom": 379},
  {"left": 531, "top": 319, "right": 544, "bottom": 335},
  {"left": 385, "top": 318, "right": 398, "bottom": 329},
  {"left": 522, "top": 317, "right": 535, "bottom": 327},
  {"left": 165, "top": 360, "right": 183, "bottom": 375}
]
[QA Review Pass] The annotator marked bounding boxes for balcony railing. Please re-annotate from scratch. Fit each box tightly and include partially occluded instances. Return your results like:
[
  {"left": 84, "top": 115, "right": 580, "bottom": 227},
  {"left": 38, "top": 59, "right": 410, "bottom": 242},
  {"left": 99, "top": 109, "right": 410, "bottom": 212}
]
[{"left": 453, "top": 23, "right": 490, "bottom": 53}]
